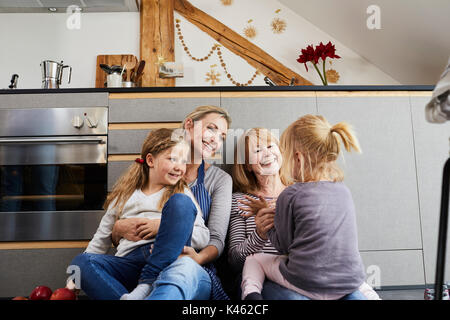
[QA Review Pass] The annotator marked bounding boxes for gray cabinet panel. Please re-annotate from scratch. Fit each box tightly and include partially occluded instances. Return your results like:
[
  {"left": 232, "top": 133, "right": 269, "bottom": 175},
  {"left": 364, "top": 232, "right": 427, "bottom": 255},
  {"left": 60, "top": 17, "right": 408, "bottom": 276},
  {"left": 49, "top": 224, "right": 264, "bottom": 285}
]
[
  {"left": 410, "top": 96, "right": 450, "bottom": 283},
  {"left": 0, "top": 248, "right": 85, "bottom": 297},
  {"left": 317, "top": 96, "right": 422, "bottom": 251},
  {"left": 0, "top": 93, "right": 108, "bottom": 109},
  {"left": 109, "top": 129, "right": 151, "bottom": 154},
  {"left": 109, "top": 97, "right": 220, "bottom": 122},
  {"left": 221, "top": 97, "right": 316, "bottom": 166},
  {"left": 221, "top": 97, "right": 317, "bottom": 132},
  {"left": 108, "top": 161, "right": 132, "bottom": 191},
  {"left": 360, "top": 250, "right": 425, "bottom": 287}
]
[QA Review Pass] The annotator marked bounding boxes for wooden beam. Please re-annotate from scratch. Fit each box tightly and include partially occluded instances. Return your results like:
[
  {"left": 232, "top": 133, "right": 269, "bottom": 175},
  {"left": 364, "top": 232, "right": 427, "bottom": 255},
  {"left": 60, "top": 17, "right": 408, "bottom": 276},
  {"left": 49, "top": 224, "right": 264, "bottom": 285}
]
[
  {"left": 140, "top": 0, "right": 175, "bottom": 87},
  {"left": 174, "top": 0, "right": 312, "bottom": 86}
]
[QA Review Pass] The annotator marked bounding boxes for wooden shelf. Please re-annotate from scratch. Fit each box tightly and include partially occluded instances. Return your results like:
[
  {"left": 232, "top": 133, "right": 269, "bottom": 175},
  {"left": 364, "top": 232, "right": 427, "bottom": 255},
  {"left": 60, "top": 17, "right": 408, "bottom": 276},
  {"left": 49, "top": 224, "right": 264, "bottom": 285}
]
[{"left": 0, "top": 241, "right": 90, "bottom": 250}]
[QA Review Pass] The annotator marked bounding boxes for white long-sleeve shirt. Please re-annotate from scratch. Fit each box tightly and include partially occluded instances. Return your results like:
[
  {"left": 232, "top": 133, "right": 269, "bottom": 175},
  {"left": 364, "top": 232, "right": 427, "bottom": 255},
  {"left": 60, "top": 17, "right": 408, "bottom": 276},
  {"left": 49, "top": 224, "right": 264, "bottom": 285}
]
[{"left": 85, "top": 187, "right": 210, "bottom": 257}]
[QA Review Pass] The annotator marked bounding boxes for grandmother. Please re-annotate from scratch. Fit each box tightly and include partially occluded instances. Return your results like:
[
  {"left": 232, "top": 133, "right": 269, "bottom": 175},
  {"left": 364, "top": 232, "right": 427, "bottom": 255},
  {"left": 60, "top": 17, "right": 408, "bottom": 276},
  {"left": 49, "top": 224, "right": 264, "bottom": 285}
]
[{"left": 228, "top": 127, "right": 380, "bottom": 300}]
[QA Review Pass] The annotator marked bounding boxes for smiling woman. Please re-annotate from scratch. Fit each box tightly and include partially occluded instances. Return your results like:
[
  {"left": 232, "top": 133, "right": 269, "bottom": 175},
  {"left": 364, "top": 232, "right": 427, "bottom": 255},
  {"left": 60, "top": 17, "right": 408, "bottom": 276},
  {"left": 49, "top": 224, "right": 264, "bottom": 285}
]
[
  {"left": 181, "top": 105, "right": 231, "bottom": 165},
  {"left": 109, "top": 105, "right": 234, "bottom": 300}
]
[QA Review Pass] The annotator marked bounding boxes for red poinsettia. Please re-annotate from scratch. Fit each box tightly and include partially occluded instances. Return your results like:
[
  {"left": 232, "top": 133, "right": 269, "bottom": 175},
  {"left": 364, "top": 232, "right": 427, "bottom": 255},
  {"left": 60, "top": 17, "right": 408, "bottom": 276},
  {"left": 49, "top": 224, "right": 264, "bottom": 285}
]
[{"left": 297, "top": 41, "right": 341, "bottom": 85}]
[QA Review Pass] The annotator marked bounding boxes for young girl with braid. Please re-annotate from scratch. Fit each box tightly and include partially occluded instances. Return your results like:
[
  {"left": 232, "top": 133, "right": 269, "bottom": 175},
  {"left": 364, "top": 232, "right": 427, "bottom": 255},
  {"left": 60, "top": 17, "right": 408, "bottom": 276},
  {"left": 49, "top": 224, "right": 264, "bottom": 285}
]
[{"left": 69, "top": 128, "right": 209, "bottom": 300}]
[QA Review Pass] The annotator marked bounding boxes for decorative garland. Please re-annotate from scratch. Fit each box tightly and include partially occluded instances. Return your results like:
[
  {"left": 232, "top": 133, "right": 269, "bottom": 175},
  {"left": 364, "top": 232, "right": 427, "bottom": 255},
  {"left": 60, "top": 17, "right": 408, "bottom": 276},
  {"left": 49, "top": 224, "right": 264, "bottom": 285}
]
[{"left": 175, "top": 19, "right": 260, "bottom": 86}]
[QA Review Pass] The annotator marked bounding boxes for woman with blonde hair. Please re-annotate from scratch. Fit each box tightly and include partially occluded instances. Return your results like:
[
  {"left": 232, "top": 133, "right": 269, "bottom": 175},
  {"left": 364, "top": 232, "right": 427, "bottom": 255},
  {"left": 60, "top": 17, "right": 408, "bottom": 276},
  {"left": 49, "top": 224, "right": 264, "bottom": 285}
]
[
  {"left": 69, "top": 128, "right": 210, "bottom": 299},
  {"left": 234, "top": 120, "right": 379, "bottom": 299},
  {"left": 111, "top": 105, "right": 233, "bottom": 300}
]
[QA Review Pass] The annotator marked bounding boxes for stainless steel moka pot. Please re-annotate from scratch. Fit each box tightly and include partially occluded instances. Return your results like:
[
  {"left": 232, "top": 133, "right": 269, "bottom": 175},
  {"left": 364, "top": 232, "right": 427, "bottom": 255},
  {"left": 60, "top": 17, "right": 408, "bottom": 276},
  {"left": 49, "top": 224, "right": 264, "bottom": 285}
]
[{"left": 40, "top": 60, "right": 72, "bottom": 89}]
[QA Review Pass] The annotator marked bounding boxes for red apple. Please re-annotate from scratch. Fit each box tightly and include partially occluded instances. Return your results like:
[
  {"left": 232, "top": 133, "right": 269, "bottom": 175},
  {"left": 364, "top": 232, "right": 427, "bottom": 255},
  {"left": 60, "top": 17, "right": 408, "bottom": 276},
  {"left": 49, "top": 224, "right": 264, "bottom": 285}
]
[
  {"left": 12, "top": 296, "right": 29, "bottom": 300},
  {"left": 49, "top": 288, "right": 76, "bottom": 300},
  {"left": 30, "top": 286, "right": 52, "bottom": 300}
]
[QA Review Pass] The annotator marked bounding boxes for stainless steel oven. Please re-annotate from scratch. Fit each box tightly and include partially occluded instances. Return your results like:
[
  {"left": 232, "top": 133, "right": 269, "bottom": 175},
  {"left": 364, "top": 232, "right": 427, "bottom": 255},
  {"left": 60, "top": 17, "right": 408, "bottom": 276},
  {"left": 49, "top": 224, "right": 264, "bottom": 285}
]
[{"left": 0, "top": 107, "right": 108, "bottom": 241}]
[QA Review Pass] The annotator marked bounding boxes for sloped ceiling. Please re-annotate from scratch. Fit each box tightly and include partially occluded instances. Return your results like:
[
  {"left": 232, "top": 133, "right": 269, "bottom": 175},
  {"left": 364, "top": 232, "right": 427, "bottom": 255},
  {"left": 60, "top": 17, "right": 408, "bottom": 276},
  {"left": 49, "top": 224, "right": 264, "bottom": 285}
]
[{"left": 279, "top": 0, "right": 450, "bottom": 85}]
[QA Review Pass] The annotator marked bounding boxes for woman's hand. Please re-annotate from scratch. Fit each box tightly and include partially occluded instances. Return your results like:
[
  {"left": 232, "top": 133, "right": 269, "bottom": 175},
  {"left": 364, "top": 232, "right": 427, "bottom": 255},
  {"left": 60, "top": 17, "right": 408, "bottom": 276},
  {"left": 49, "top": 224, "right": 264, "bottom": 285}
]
[
  {"left": 238, "top": 195, "right": 276, "bottom": 218},
  {"left": 111, "top": 218, "right": 160, "bottom": 246},
  {"left": 135, "top": 219, "right": 160, "bottom": 240},
  {"left": 254, "top": 207, "right": 275, "bottom": 240},
  {"left": 178, "top": 246, "right": 202, "bottom": 264}
]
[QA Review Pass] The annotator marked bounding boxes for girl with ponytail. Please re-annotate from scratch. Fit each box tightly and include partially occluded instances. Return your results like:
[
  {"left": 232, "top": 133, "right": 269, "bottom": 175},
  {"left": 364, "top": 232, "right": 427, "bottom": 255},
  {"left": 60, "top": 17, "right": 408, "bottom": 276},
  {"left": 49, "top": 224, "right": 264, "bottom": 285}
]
[
  {"left": 241, "top": 115, "right": 370, "bottom": 300},
  {"left": 69, "top": 128, "right": 210, "bottom": 300}
]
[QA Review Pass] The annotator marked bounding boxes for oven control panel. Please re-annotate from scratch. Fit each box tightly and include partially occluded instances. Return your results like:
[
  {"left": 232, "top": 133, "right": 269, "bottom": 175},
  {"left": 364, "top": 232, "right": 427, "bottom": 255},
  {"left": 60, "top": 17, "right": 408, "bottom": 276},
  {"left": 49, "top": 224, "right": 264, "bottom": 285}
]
[
  {"left": 0, "top": 107, "right": 107, "bottom": 137},
  {"left": 72, "top": 113, "right": 99, "bottom": 129}
]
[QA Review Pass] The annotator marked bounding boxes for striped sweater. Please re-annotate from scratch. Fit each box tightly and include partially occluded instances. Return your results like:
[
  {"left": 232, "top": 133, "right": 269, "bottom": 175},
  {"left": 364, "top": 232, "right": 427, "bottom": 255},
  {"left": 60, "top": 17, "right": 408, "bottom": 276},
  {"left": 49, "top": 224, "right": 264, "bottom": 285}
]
[{"left": 227, "top": 192, "right": 280, "bottom": 272}]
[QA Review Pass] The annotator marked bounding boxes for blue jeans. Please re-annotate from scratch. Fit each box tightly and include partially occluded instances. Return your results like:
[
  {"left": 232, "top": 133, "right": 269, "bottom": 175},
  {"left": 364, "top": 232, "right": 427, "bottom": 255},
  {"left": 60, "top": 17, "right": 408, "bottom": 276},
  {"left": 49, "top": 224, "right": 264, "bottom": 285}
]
[
  {"left": 145, "top": 256, "right": 211, "bottom": 300},
  {"left": 262, "top": 280, "right": 311, "bottom": 300},
  {"left": 140, "top": 193, "right": 197, "bottom": 284},
  {"left": 71, "top": 244, "right": 147, "bottom": 299},
  {"left": 237, "top": 274, "right": 367, "bottom": 300},
  {"left": 263, "top": 282, "right": 367, "bottom": 300},
  {"left": 341, "top": 290, "right": 368, "bottom": 300},
  {"left": 70, "top": 193, "right": 198, "bottom": 300}
]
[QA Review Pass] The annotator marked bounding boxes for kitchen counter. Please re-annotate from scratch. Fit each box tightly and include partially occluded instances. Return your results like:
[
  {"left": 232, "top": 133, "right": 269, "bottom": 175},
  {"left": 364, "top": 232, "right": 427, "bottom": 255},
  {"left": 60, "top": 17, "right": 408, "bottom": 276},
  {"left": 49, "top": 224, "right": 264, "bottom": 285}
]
[{"left": 0, "top": 85, "right": 435, "bottom": 95}]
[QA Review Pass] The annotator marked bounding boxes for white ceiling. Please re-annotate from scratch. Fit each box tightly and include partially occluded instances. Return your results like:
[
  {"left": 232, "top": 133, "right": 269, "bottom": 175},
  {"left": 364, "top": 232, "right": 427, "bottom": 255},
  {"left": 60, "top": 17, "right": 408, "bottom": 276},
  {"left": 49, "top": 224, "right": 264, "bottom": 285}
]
[
  {"left": 0, "top": 0, "right": 139, "bottom": 12},
  {"left": 279, "top": 0, "right": 450, "bottom": 85}
]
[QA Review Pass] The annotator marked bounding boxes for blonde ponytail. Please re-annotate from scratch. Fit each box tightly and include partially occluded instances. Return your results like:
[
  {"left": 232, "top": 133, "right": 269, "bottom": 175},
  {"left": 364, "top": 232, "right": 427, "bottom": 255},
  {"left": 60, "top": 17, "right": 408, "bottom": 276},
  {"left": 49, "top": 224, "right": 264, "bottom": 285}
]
[
  {"left": 280, "top": 115, "right": 361, "bottom": 183},
  {"left": 330, "top": 122, "right": 361, "bottom": 154}
]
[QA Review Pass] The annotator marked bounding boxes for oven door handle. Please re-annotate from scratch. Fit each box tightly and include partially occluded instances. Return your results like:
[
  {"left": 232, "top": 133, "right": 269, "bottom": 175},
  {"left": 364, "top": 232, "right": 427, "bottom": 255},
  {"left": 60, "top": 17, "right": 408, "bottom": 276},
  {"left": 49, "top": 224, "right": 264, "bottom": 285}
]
[{"left": 0, "top": 137, "right": 106, "bottom": 144}]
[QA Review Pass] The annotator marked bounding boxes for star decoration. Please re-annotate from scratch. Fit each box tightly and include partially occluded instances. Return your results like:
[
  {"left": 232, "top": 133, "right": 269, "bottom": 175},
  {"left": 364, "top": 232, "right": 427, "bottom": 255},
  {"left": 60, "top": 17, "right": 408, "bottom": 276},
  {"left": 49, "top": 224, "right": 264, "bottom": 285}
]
[
  {"left": 325, "top": 69, "right": 340, "bottom": 83},
  {"left": 206, "top": 69, "right": 221, "bottom": 85},
  {"left": 244, "top": 25, "right": 257, "bottom": 39},
  {"left": 271, "top": 17, "right": 287, "bottom": 34}
]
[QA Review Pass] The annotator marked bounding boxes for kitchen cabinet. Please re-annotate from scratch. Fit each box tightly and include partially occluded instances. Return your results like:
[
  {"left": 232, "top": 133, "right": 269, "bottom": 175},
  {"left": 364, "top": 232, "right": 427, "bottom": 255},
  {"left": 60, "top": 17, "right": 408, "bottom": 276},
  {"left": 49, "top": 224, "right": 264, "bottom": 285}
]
[
  {"left": 317, "top": 93, "right": 422, "bottom": 251},
  {"left": 0, "top": 87, "right": 443, "bottom": 297}
]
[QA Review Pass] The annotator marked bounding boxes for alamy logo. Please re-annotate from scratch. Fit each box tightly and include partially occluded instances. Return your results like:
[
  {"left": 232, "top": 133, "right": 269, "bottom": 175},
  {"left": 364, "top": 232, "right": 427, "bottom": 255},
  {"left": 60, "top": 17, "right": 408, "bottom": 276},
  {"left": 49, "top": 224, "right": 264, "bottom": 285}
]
[
  {"left": 66, "top": 5, "right": 81, "bottom": 30},
  {"left": 66, "top": 265, "right": 81, "bottom": 289},
  {"left": 366, "top": 265, "right": 381, "bottom": 288},
  {"left": 366, "top": 5, "right": 381, "bottom": 30}
]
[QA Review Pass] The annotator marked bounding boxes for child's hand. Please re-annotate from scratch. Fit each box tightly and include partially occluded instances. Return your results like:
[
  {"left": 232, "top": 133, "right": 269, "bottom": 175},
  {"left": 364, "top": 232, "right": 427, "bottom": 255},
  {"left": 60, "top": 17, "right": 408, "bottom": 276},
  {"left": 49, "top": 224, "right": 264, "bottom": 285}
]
[
  {"left": 238, "top": 195, "right": 276, "bottom": 218},
  {"left": 255, "top": 207, "right": 275, "bottom": 240}
]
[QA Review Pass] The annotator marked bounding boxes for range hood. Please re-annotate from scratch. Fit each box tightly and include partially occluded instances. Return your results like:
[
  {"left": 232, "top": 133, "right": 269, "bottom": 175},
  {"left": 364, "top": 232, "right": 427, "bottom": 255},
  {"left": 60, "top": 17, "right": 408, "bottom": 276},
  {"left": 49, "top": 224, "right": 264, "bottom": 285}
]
[{"left": 0, "top": 0, "right": 140, "bottom": 13}]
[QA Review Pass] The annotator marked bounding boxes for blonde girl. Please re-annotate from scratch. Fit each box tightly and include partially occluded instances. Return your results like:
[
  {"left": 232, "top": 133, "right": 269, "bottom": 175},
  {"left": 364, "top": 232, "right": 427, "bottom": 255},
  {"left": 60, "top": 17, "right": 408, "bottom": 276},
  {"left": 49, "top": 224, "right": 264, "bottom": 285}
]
[
  {"left": 241, "top": 115, "right": 368, "bottom": 300},
  {"left": 69, "top": 128, "right": 210, "bottom": 300}
]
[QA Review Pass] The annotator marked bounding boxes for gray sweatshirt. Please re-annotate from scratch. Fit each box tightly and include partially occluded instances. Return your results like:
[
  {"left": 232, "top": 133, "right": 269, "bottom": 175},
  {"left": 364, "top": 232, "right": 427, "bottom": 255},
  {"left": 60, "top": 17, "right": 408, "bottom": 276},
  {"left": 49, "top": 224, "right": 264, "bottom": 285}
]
[
  {"left": 85, "top": 187, "right": 210, "bottom": 257},
  {"left": 269, "top": 181, "right": 365, "bottom": 297}
]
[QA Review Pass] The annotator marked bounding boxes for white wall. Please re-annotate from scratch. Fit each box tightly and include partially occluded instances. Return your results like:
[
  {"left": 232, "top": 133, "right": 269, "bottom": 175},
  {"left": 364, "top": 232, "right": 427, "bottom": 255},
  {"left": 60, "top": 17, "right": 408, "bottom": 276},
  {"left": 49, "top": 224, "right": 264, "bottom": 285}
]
[
  {"left": 0, "top": 0, "right": 399, "bottom": 89},
  {"left": 0, "top": 12, "right": 140, "bottom": 89}
]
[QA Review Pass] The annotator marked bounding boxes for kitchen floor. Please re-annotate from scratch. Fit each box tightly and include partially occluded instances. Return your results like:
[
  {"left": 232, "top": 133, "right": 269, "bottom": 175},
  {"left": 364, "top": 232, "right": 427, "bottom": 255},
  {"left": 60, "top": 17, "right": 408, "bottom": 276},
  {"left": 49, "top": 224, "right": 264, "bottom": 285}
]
[
  {"left": 377, "top": 289, "right": 425, "bottom": 300},
  {"left": 74, "top": 289, "right": 429, "bottom": 300},
  {"left": 0, "top": 289, "right": 431, "bottom": 300}
]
